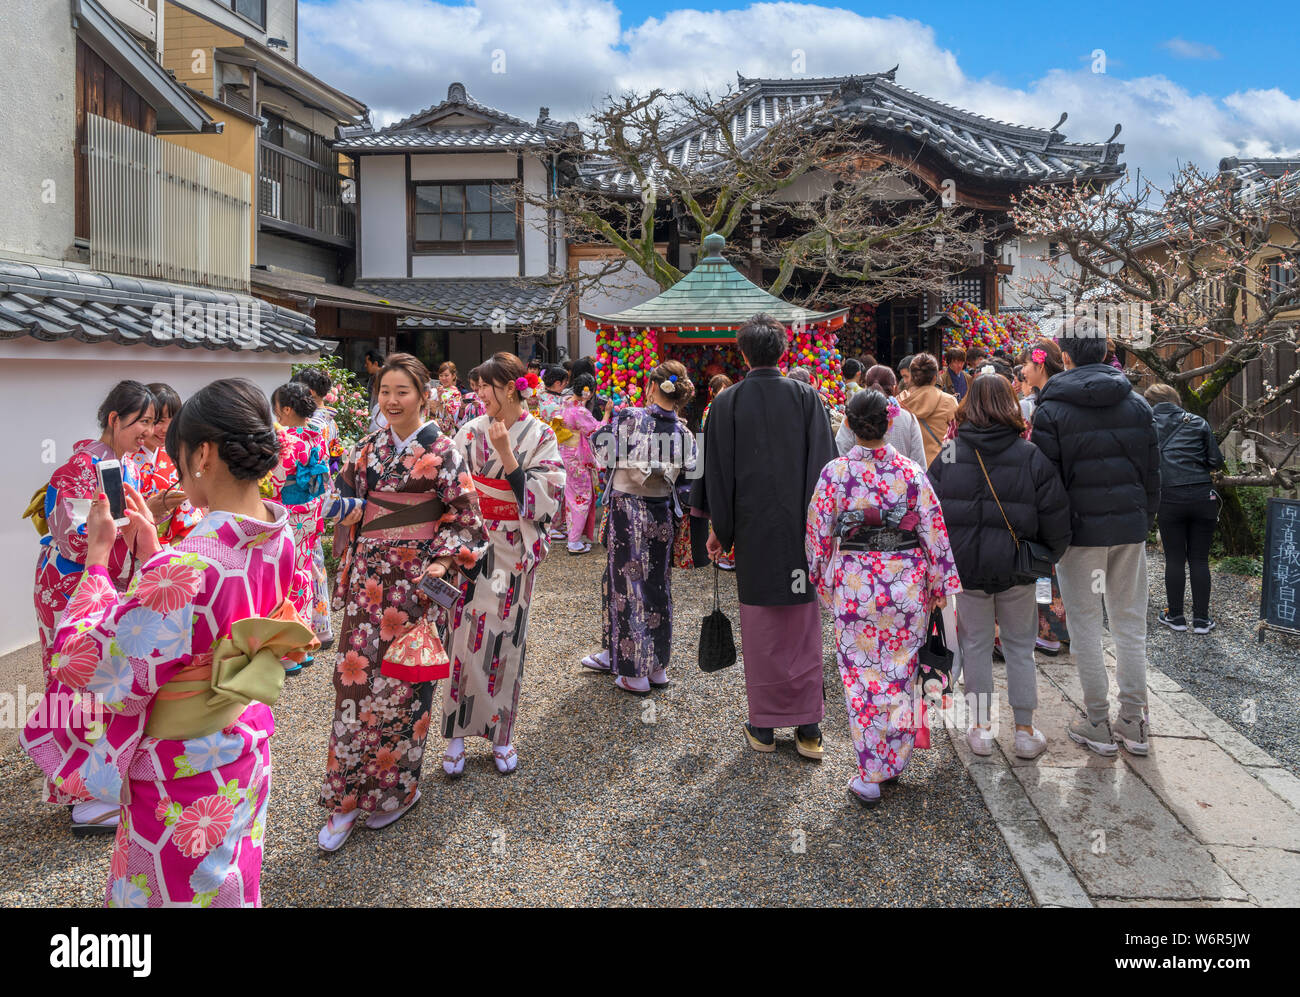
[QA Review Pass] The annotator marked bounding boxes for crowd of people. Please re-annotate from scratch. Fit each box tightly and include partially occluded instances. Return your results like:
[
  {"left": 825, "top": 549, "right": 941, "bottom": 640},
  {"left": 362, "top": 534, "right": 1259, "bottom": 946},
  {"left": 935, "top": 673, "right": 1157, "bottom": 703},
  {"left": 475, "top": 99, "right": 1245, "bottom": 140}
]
[{"left": 17, "top": 308, "right": 1226, "bottom": 905}]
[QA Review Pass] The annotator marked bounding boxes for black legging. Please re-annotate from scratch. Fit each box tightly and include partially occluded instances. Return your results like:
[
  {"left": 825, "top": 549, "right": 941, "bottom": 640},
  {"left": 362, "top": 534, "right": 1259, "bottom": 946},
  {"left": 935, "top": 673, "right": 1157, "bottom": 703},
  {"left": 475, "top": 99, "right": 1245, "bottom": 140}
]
[{"left": 1157, "top": 497, "right": 1219, "bottom": 619}]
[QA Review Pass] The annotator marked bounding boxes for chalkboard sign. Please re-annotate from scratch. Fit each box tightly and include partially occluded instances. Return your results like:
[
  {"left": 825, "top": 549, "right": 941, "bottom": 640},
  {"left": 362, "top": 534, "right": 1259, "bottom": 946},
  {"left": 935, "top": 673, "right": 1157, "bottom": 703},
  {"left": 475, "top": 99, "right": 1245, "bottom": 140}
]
[{"left": 1259, "top": 497, "right": 1300, "bottom": 638}]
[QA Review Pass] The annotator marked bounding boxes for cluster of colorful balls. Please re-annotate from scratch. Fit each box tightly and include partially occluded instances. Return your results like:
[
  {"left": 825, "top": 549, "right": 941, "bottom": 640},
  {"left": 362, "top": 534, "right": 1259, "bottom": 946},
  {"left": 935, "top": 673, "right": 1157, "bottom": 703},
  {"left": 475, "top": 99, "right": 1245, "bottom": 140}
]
[
  {"left": 782, "top": 324, "right": 845, "bottom": 410},
  {"left": 595, "top": 325, "right": 661, "bottom": 408},
  {"left": 939, "top": 300, "right": 1036, "bottom": 358},
  {"left": 826, "top": 302, "right": 877, "bottom": 360}
]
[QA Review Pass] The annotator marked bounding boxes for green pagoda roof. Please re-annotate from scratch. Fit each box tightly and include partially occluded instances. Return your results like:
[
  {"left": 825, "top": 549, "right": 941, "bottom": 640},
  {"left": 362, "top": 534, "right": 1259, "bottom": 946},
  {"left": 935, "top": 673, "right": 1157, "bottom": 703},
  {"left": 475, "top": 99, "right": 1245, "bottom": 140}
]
[{"left": 580, "top": 234, "right": 848, "bottom": 332}]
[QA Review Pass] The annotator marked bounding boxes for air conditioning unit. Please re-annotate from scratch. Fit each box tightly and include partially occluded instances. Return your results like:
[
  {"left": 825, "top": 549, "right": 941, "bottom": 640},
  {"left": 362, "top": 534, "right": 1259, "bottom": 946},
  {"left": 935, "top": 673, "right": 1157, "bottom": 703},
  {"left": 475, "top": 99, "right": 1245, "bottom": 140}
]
[{"left": 260, "top": 177, "right": 281, "bottom": 218}]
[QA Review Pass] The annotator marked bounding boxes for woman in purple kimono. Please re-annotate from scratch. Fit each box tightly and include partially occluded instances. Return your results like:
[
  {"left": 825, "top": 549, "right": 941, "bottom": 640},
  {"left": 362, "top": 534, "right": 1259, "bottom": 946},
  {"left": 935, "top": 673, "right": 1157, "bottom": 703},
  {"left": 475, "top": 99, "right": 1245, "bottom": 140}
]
[
  {"left": 584, "top": 362, "right": 697, "bottom": 694},
  {"left": 806, "top": 390, "right": 961, "bottom": 807}
]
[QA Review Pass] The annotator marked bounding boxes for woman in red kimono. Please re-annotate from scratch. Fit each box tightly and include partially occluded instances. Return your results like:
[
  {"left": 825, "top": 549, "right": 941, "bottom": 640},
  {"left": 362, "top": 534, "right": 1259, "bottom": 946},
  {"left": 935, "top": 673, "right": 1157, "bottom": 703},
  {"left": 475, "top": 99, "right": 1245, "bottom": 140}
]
[
  {"left": 28, "top": 381, "right": 155, "bottom": 835},
  {"left": 131, "top": 383, "right": 204, "bottom": 544}
]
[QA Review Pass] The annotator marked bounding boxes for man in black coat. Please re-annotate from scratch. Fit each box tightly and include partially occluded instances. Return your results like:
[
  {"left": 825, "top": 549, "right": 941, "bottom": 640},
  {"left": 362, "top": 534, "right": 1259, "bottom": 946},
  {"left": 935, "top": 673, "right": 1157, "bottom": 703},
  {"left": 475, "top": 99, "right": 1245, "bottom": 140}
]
[
  {"left": 1031, "top": 319, "right": 1160, "bottom": 758},
  {"left": 690, "top": 313, "right": 835, "bottom": 758}
]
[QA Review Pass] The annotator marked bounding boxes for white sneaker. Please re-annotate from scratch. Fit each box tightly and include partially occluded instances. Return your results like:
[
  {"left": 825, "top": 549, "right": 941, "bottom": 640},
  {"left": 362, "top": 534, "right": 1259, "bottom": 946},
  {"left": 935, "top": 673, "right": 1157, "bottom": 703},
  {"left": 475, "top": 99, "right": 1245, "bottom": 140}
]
[
  {"left": 318, "top": 810, "right": 359, "bottom": 852},
  {"left": 966, "top": 726, "right": 995, "bottom": 756},
  {"left": 1013, "top": 726, "right": 1047, "bottom": 760}
]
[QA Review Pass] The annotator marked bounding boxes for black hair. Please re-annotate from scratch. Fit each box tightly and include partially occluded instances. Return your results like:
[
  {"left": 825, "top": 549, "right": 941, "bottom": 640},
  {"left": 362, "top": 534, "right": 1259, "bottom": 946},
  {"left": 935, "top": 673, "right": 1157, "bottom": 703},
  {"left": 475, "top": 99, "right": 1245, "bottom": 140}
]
[
  {"left": 166, "top": 378, "right": 281, "bottom": 483},
  {"left": 737, "top": 313, "right": 787, "bottom": 367},
  {"left": 845, "top": 388, "right": 889, "bottom": 442},
  {"left": 1059, "top": 316, "right": 1108, "bottom": 365},
  {"left": 291, "top": 367, "right": 332, "bottom": 397},
  {"left": 543, "top": 365, "right": 568, "bottom": 389},
  {"left": 569, "top": 372, "right": 596, "bottom": 400},
  {"left": 97, "top": 381, "right": 155, "bottom": 431},
  {"left": 843, "top": 358, "right": 863, "bottom": 379},
  {"left": 897, "top": 354, "right": 915, "bottom": 374},
  {"left": 365, "top": 349, "right": 385, "bottom": 365},
  {"left": 570, "top": 356, "right": 596, "bottom": 381},
  {"left": 145, "top": 382, "right": 181, "bottom": 421},
  {"left": 272, "top": 381, "right": 317, "bottom": 420}
]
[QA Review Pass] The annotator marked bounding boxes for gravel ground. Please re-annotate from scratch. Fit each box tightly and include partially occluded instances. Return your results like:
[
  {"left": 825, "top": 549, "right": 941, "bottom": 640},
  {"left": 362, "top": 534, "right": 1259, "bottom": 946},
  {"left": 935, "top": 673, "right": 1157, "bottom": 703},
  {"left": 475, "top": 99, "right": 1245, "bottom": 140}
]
[
  {"left": 1145, "top": 548, "right": 1300, "bottom": 777},
  {"left": 0, "top": 546, "right": 1030, "bottom": 908}
]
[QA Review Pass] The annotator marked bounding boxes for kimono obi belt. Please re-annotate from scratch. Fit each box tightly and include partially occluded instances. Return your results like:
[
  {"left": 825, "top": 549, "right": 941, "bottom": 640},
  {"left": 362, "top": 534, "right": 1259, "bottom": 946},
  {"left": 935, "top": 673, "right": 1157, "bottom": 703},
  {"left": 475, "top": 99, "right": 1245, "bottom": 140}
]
[
  {"left": 359, "top": 491, "right": 447, "bottom": 542},
  {"left": 472, "top": 473, "right": 519, "bottom": 522},
  {"left": 839, "top": 525, "right": 921, "bottom": 553},
  {"left": 145, "top": 601, "right": 318, "bottom": 740}
]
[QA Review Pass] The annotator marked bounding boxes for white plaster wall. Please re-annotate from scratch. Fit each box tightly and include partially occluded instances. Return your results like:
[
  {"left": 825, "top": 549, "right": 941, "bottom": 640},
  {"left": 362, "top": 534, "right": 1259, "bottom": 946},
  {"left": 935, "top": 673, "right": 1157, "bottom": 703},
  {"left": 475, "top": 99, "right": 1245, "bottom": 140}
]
[
  {"left": 409, "top": 152, "right": 516, "bottom": 181},
  {"left": 0, "top": 339, "right": 311, "bottom": 655},
  {"left": 0, "top": 4, "right": 76, "bottom": 262},
  {"left": 358, "top": 154, "right": 406, "bottom": 278},
  {"left": 411, "top": 255, "right": 516, "bottom": 279}
]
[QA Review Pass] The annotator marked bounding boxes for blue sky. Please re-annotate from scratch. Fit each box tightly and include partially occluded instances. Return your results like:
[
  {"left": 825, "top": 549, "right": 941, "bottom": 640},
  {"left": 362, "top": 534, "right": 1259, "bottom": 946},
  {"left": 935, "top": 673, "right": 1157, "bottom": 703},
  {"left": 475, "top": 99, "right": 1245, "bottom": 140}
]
[{"left": 300, "top": 0, "right": 1300, "bottom": 181}]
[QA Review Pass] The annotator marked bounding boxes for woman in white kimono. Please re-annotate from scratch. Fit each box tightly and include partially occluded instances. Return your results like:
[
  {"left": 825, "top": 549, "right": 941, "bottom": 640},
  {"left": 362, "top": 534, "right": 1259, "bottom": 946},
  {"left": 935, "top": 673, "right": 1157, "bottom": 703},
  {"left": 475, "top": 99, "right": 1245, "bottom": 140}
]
[{"left": 441, "top": 352, "right": 565, "bottom": 776}]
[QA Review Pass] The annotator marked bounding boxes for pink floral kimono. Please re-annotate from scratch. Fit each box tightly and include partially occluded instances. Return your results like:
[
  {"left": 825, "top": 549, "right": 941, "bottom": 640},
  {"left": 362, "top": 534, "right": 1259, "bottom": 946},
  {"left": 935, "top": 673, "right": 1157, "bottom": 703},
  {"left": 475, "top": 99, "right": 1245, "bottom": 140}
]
[
  {"left": 806, "top": 444, "right": 961, "bottom": 785},
  {"left": 266, "top": 424, "right": 329, "bottom": 621},
  {"left": 559, "top": 397, "right": 601, "bottom": 544},
  {"left": 20, "top": 505, "right": 308, "bottom": 907}
]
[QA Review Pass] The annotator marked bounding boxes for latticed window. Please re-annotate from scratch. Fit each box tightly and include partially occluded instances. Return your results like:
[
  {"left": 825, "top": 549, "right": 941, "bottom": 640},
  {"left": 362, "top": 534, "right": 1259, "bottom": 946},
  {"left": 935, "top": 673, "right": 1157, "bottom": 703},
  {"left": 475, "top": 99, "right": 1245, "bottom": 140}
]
[{"left": 411, "top": 181, "right": 517, "bottom": 253}]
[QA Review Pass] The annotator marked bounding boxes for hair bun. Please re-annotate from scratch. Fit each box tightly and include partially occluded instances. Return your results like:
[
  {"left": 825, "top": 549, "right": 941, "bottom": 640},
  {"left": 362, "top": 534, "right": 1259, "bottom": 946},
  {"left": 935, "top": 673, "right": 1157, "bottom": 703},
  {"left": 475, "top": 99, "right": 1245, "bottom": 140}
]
[{"left": 220, "top": 429, "right": 281, "bottom": 481}]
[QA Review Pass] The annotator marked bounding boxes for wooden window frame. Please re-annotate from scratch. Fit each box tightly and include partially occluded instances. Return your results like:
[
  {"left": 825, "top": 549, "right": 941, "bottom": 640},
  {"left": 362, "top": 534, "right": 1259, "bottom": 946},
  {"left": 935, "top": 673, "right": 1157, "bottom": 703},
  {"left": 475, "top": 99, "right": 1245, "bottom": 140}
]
[{"left": 408, "top": 178, "right": 519, "bottom": 257}]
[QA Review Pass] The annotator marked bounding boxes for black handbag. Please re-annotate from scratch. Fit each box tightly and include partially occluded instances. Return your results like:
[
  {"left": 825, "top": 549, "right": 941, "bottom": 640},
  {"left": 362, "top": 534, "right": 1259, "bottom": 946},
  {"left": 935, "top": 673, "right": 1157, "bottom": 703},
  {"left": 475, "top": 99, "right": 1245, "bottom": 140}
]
[
  {"left": 975, "top": 450, "right": 1054, "bottom": 585},
  {"left": 698, "top": 564, "right": 737, "bottom": 673},
  {"left": 917, "top": 607, "right": 954, "bottom": 677}
]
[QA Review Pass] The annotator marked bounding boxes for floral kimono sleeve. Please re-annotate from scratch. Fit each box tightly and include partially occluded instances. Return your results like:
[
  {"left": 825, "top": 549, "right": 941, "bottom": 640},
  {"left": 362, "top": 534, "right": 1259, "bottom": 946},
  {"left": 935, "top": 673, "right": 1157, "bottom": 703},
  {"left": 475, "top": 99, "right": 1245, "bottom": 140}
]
[
  {"left": 41, "top": 553, "right": 203, "bottom": 804},
  {"left": 914, "top": 474, "right": 962, "bottom": 605},
  {"left": 47, "top": 453, "right": 100, "bottom": 564},
  {"left": 806, "top": 465, "right": 840, "bottom": 605},
  {"left": 519, "top": 423, "right": 566, "bottom": 528},
  {"left": 427, "top": 433, "right": 487, "bottom": 571}
]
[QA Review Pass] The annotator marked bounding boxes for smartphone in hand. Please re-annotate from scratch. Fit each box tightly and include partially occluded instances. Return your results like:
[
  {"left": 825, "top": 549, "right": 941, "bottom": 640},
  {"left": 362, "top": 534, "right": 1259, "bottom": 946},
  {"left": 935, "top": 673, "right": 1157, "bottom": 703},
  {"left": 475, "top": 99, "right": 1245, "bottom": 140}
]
[
  {"left": 96, "top": 460, "right": 130, "bottom": 528},
  {"left": 419, "top": 572, "right": 463, "bottom": 610}
]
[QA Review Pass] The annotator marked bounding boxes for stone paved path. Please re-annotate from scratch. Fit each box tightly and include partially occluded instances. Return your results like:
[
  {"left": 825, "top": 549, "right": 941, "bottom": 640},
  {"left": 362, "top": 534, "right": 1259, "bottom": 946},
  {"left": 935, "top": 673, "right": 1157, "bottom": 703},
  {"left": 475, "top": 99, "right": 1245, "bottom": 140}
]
[{"left": 949, "top": 647, "right": 1300, "bottom": 907}]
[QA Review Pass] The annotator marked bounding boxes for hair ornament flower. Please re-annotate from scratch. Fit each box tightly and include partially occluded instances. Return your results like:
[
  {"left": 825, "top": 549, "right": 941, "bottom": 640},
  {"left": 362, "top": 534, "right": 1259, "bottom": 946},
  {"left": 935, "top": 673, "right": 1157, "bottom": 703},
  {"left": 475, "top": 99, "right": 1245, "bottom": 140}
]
[
  {"left": 515, "top": 374, "right": 540, "bottom": 399},
  {"left": 661, "top": 373, "right": 678, "bottom": 395},
  {"left": 1031, "top": 348, "right": 1047, "bottom": 364}
]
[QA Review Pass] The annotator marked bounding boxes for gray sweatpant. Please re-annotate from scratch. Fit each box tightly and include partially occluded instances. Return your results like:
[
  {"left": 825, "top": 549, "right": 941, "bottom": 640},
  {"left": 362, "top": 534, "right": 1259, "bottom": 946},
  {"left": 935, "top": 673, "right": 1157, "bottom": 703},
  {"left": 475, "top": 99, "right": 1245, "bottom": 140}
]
[
  {"left": 1054, "top": 542, "right": 1149, "bottom": 724},
  {"left": 957, "top": 584, "right": 1039, "bottom": 728}
]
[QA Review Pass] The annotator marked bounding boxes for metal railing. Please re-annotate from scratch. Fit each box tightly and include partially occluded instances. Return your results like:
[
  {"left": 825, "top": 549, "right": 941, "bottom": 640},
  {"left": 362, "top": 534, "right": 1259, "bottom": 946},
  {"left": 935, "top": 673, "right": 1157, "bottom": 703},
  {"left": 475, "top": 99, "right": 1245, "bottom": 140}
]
[
  {"left": 86, "top": 113, "right": 251, "bottom": 291},
  {"left": 258, "top": 143, "right": 356, "bottom": 243}
]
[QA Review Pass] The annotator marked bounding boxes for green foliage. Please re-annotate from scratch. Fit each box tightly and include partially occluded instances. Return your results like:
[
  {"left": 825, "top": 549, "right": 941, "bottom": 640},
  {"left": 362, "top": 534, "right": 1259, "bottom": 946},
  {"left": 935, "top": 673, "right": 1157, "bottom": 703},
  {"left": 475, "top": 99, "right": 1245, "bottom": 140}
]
[
  {"left": 1215, "top": 555, "right": 1263, "bottom": 577},
  {"left": 292, "top": 354, "right": 370, "bottom": 447},
  {"left": 1211, "top": 485, "right": 1271, "bottom": 558}
]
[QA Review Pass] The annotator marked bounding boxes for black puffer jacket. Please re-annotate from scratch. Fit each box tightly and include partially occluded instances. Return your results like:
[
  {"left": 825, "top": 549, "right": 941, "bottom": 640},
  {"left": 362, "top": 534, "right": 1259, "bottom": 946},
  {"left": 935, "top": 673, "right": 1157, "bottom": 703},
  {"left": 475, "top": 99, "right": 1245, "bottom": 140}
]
[
  {"left": 1031, "top": 364, "right": 1160, "bottom": 546},
  {"left": 929, "top": 423, "right": 1072, "bottom": 594},
  {"left": 1152, "top": 402, "right": 1224, "bottom": 496}
]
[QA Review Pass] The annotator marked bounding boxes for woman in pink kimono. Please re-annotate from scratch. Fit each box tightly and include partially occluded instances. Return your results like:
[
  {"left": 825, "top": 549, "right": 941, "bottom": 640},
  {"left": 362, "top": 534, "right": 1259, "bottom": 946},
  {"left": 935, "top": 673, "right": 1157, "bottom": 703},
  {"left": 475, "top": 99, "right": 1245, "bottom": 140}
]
[
  {"left": 806, "top": 390, "right": 961, "bottom": 808},
  {"left": 558, "top": 373, "right": 606, "bottom": 554},
  {"left": 29, "top": 381, "right": 155, "bottom": 835},
  {"left": 21, "top": 379, "right": 315, "bottom": 906}
]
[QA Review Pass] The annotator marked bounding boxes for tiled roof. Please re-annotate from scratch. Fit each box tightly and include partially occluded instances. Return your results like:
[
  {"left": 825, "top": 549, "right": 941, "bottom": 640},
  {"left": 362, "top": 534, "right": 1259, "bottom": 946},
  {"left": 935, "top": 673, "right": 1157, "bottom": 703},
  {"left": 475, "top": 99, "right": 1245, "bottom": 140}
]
[
  {"left": 335, "top": 82, "right": 576, "bottom": 152},
  {"left": 0, "top": 259, "right": 331, "bottom": 355},
  {"left": 581, "top": 69, "right": 1125, "bottom": 195},
  {"left": 580, "top": 233, "right": 846, "bottom": 330},
  {"left": 352, "top": 277, "right": 565, "bottom": 329},
  {"left": 250, "top": 267, "right": 460, "bottom": 320}
]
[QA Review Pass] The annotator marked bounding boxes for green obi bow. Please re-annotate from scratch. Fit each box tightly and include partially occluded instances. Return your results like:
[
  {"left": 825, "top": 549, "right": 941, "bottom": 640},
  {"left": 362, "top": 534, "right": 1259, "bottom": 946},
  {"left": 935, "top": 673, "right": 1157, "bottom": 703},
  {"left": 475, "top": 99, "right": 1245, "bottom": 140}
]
[{"left": 146, "top": 612, "right": 318, "bottom": 740}]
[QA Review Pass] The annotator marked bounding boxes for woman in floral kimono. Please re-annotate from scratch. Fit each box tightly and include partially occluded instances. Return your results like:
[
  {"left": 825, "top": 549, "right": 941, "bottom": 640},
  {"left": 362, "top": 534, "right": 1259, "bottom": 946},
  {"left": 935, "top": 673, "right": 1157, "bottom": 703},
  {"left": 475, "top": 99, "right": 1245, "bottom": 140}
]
[
  {"left": 21, "top": 379, "right": 314, "bottom": 906},
  {"left": 28, "top": 381, "right": 155, "bottom": 835},
  {"left": 319, "top": 354, "right": 487, "bottom": 852},
  {"left": 583, "top": 362, "right": 697, "bottom": 694},
  {"left": 433, "top": 361, "right": 462, "bottom": 438},
  {"left": 441, "top": 352, "right": 564, "bottom": 776},
  {"left": 268, "top": 382, "right": 332, "bottom": 672},
  {"left": 558, "top": 373, "right": 607, "bottom": 554},
  {"left": 289, "top": 368, "right": 347, "bottom": 646},
  {"left": 806, "top": 390, "right": 961, "bottom": 808},
  {"left": 132, "top": 383, "right": 205, "bottom": 544}
]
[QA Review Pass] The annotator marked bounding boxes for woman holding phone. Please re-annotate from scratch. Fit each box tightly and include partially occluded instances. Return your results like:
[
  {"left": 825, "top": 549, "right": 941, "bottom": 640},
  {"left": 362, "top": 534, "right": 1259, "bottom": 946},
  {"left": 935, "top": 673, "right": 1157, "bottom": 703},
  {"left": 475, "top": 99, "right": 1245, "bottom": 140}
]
[
  {"left": 21, "top": 379, "right": 316, "bottom": 906},
  {"left": 27, "top": 381, "right": 154, "bottom": 835},
  {"left": 318, "top": 353, "right": 487, "bottom": 852},
  {"left": 440, "top": 352, "right": 565, "bottom": 777}
]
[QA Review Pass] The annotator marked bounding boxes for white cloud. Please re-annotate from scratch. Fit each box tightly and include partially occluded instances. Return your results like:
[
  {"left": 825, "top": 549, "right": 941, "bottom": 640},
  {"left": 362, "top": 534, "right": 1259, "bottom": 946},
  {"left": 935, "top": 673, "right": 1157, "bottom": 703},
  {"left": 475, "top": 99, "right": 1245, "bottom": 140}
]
[
  {"left": 300, "top": 0, "right": 1299, "bottom": 182},
  {"left": 1161, "top": 37, "right": 1222, "bottom": 60}
]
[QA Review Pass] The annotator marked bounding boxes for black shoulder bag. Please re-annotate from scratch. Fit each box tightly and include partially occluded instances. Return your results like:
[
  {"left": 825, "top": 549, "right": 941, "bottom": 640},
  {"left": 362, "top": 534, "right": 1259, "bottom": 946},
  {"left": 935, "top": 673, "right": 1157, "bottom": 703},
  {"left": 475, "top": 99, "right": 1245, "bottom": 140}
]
[
  {"left": 698, "top": 564, "right": 737, "bottom": 673},
  {"left": 975, "top": 449, "right": 1054, "bottom": 585}
]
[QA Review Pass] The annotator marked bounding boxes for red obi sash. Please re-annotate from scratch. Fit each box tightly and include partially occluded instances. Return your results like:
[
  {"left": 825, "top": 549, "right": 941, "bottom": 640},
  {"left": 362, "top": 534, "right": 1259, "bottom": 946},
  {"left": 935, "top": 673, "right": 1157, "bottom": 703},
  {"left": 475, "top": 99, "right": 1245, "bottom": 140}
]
[{"left": 472, "top": 473, "right": 519, "bottom": 522}]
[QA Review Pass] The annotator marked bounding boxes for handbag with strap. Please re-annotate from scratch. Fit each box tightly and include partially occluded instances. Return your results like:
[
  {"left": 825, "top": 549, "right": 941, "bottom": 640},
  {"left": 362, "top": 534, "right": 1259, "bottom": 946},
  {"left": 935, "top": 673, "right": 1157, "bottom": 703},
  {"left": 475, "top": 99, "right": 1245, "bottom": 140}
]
[
  {"left": 974, "top": 449, "right": 1054, "bottom": 585},
  {"left": 698, "top": 564, "right": 737, "bottom": 673}
]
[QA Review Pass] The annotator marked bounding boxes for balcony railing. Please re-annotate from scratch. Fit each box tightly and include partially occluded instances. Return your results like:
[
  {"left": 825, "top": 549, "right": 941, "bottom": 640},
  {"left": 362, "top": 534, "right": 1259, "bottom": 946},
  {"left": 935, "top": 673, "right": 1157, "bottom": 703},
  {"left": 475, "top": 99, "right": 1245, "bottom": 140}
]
[
  {"left": 258, "top": 144, "right": 356, "bottom": 245},
  {"left": 86, "top": 113, "right": 251, "bottom": 291}
]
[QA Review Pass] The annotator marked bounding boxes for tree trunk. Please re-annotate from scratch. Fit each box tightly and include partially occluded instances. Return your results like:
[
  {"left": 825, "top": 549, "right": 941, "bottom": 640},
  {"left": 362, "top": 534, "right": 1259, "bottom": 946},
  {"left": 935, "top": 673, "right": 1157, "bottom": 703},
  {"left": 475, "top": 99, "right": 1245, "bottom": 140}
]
[{"left": 1215, "top": 485, "right": 1258, "bottom": 556}]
